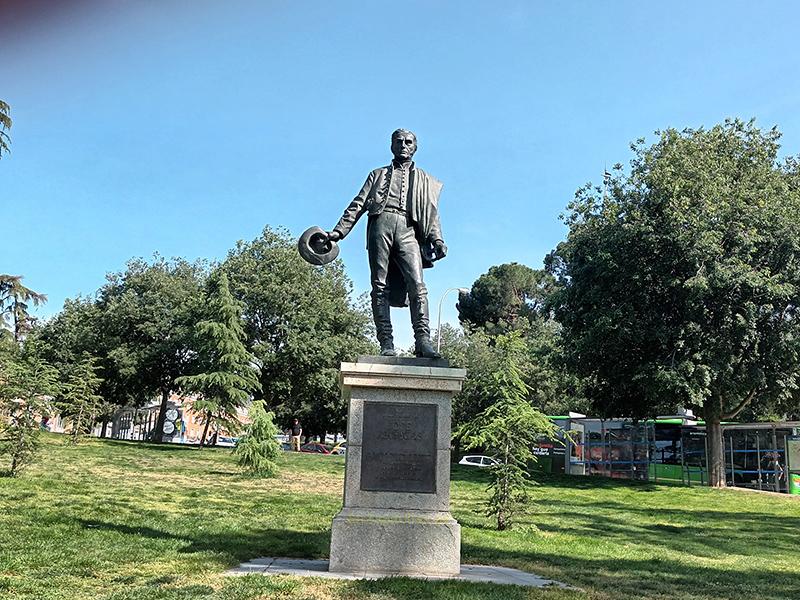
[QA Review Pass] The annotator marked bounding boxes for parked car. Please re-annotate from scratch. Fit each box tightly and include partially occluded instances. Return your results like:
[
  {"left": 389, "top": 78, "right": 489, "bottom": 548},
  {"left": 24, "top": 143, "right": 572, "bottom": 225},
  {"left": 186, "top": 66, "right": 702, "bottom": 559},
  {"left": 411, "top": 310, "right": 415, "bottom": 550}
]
[
  {"left": 216, "top": 436, "right": 238, "bottom": 447},
  {"left": 300, "top": 442, "right": 331, "bottom": 454},
  {"left": 458, "top": 455, "right": 499, "bottom": 468}
]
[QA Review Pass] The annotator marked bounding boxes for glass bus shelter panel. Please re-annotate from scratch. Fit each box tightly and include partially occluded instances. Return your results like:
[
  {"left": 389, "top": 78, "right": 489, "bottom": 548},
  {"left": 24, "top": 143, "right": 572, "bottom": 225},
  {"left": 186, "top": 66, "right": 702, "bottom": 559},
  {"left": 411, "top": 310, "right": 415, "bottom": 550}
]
[
  {"left": 680, "top": 429, "right": 708, "bottom": 486},
  {"left": 724, "top": 428, "right": 789, "bottom": 493},
  {"left": 649, "top": 424, "right": 685, "bottom": 483},
  {"left": 572, "top": 420, "right": 652, "bottom": 481},
  {"left": 566, "top": 420, "right": 586, "bottom": 475}
]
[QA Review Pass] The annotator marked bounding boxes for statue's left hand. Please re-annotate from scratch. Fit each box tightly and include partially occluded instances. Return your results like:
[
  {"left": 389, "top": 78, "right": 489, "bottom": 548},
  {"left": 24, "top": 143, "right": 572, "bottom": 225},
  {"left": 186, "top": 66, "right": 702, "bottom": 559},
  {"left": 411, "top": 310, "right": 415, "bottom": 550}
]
[{"left": 433, "top": 239, "right": 448, "bottom": 260}]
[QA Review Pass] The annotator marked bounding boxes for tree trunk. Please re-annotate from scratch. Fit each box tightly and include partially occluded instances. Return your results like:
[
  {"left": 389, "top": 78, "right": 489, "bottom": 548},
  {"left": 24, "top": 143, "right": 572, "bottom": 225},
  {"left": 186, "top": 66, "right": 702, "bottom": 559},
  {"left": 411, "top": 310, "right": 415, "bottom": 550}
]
[
  {"left": 497, "top": 441, "right": 509, "bottom": 530},
  {"left": 152, "top": 388, "right": 170, "bottom": 443},
  {"left": 199, "top": 410, "right": 213, "bottom": 447},
  {"left": 13, "top": 299, "right": 22, "bottom": 344},
  {"left": 704, "top": 399, "right": 726, "bottom": 488},
  {"left": 100, "top": 420, "right": 108, "bottom": 438},
  {"left": 72, "top": 406, "right": 84, "bottom": 445}
]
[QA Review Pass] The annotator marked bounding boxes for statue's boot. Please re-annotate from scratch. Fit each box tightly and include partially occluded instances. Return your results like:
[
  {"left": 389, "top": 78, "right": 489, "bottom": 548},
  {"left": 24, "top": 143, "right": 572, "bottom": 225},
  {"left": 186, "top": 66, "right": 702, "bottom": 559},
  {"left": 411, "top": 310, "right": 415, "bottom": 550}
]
[
  {"left": 410, "top": 293, "right": 441, "bottom": 359},
  {"left": 372, "top": 293, "right": 396, "bottom": 356}
]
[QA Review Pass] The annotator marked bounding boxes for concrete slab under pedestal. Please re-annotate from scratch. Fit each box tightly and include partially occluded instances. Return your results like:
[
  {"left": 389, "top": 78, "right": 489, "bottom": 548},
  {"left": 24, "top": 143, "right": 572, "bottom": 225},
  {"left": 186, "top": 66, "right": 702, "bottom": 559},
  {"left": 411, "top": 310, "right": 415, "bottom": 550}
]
[{"left": 226, "top": 558, "right": 572, "bottom": 589}]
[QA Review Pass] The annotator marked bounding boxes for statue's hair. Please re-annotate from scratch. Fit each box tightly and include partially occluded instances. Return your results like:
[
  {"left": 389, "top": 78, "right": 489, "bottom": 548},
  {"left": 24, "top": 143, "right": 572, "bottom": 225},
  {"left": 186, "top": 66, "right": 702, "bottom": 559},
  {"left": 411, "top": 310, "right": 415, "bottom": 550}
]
[{"left": 391, "top": 128, "right": 417, "bottom": 142}]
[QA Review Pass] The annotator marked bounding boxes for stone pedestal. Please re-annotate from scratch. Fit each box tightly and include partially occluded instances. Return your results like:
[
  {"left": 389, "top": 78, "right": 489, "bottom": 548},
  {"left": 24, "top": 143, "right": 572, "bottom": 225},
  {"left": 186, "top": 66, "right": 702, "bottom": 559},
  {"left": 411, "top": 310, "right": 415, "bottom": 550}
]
[{"left": 329, "top": 356, "right": 466, "bottom": 576}]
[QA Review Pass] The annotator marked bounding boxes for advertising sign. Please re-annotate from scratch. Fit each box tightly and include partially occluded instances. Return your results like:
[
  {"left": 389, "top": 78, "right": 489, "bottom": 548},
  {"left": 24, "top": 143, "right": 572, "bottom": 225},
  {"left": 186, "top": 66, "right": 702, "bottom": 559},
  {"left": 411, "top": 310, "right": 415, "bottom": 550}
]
[
  {"left": 787, "top": 438, "right": 800, "bottom": 470},
  {"left": 788, "top": 438, "right": 800, "bottom": 495}
]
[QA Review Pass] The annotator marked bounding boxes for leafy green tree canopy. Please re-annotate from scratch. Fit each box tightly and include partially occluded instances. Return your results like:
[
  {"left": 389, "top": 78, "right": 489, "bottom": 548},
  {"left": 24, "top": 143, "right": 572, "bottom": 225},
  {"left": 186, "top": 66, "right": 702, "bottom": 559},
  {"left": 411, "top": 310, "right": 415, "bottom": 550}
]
[
  {"left": 98, "top": 256, "right": 205, "bottom": 441},
  {"left": 549, "top": 119, "right": 800, "bottom": 486},
  {"left": 222, "top": 226, "right": 374, "bottom": 438},
  {"left": 444, "top": 263, "right": 588, "bottom": 426},
  {"left": 457, "top": 263, "right": 556, "bottom": 334}
]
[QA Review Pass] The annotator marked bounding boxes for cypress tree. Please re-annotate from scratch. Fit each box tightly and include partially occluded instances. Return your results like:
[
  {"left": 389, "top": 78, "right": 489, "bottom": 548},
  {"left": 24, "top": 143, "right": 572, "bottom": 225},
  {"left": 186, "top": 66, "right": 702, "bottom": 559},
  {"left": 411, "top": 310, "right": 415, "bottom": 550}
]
[{"left": 177, "top": 271, "right": 261, "bottom": 446}]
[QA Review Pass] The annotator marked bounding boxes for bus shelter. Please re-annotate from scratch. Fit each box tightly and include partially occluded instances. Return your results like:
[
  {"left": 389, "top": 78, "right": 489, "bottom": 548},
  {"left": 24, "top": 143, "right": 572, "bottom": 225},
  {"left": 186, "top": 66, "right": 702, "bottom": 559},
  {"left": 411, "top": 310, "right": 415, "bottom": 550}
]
[{"left": 559, "top": 416, "right": 800, "bottom": 494}]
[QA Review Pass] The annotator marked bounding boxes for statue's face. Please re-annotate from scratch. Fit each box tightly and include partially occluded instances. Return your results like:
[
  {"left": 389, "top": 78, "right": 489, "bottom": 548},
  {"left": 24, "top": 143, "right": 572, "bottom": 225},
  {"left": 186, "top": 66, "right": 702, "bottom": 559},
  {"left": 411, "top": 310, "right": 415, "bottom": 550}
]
[{"left": 391, "top": 132, "right": 417, "bottom": 162}]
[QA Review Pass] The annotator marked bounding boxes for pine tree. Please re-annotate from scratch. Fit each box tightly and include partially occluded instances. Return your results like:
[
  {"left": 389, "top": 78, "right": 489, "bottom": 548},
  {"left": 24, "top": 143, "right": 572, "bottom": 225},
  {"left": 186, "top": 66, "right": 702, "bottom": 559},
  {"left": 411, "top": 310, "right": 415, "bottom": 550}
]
[
  {"left": 0, "top": 346, "right": 60, "bottom": 476},
  {"left": 59, "top": 353, "right": 104, "bottom": 445},
  {"left": 234, "top": 400, "right": 281, "bottom": 477},
  {"left": 176, "top": 271, "right": 261, "bottom": 446},
  {"left": 456, "top": 333, "right": 559, "bottom": 530},
  {"left": 0, "top": 274, "right": 47, "bottom": 343}
]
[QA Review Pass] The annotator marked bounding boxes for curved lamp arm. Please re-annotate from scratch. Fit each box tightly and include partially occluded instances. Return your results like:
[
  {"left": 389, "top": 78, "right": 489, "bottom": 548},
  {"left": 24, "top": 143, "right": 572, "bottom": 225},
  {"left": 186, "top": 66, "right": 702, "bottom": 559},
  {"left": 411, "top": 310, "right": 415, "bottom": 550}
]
[{"left": 436, "top": 287, "right": 470, "bottom": 352}]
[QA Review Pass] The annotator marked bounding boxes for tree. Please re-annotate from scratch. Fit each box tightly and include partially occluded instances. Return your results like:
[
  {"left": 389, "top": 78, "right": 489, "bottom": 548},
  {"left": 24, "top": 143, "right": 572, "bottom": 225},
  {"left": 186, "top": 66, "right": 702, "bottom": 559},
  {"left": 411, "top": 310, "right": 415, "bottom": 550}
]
[
  {"left": 176, "top": 271, "right": 261, "bottom": 447},
  {"left": 458, "top": 263, "right": 556, "bottom": 334},
  {"left": 59, "top": 353, "right": 104, "bottom": 445},
  {"left": 0, "top": 275, "right": 47, "bottom": 343},
  {"left": 456, "top": 333, "right": 559, "bottom": 530},
  {"left": 31, "top": 298, "right": 134, "bottom": 434},
  {"left": 441, "top": 326, "right": 499, "bottom": 429},
  {"left": 549, "top": 119, "right": 800, "bottom": 486},
  {"left": 98, "top": 257, "right": 205, "bottom": 442},
  {"left": 233, "top": 400, "right": 281, "bottom": 477},
  {"left": 443, "top": 264, "right": 588, "bottom": 427},
  {"left": 222, "top": 226, "right": 374, "bottom": 439},
  {"left": 0, "top": 345, "right": 60, "bottom": 476},
  {"left": 0, "top": 100, "right": 10, "bottom": 158}
]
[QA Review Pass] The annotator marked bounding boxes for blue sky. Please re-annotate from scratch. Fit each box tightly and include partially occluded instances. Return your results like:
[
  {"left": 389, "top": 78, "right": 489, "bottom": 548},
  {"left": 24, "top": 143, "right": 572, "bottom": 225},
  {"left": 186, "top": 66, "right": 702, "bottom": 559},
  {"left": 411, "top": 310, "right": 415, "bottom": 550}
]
[{"left": 3, "top": 1, "right": 800, "bottom": 348}]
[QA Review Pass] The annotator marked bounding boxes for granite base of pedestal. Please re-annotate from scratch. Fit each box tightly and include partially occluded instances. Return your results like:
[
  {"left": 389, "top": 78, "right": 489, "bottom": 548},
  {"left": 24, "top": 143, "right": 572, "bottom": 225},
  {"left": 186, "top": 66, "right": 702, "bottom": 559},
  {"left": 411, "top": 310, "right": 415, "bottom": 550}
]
[
  {"left": 328, "top": 356, "right": 466, "bottom": 577},
  {"left": 330, "top": 508, "right": 460, "bottom": 576}
]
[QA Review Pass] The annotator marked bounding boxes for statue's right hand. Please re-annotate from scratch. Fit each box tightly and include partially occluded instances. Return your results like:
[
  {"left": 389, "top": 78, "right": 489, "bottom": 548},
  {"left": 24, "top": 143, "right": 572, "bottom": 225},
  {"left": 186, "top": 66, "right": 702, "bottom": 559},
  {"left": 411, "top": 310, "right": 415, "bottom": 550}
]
[{"left": 327, "top": 231, "right": 342, "bottom": 242}]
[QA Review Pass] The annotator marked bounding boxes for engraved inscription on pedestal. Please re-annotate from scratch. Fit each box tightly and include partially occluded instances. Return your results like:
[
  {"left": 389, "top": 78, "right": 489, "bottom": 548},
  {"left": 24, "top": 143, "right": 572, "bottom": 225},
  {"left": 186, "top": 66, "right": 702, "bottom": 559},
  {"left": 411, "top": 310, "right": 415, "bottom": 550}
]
[{"left": 360, "top": 401, "right": 437, "bottom": 494}]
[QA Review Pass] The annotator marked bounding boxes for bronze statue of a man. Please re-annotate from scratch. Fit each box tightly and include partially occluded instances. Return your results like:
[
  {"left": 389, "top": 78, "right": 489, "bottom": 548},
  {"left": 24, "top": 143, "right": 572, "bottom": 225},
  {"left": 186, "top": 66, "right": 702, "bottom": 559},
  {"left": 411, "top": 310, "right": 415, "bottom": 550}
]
[{"left": 327, "top": 129, "right": 447, "bottom": 358}]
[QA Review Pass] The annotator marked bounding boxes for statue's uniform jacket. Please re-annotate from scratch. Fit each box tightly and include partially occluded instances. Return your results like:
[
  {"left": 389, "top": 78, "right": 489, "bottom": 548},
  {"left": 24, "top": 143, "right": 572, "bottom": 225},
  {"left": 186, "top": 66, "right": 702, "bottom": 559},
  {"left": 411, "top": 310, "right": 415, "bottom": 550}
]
[{"left": 333, "top": 163, "right": 444, "bottom": 308}]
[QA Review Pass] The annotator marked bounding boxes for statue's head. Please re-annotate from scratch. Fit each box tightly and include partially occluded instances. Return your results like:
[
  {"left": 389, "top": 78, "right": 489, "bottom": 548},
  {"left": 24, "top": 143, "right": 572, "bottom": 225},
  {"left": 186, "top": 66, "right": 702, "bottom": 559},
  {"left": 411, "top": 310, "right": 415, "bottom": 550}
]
[{"left": 391, "top": 128, "right": 417, "bottom": 162}]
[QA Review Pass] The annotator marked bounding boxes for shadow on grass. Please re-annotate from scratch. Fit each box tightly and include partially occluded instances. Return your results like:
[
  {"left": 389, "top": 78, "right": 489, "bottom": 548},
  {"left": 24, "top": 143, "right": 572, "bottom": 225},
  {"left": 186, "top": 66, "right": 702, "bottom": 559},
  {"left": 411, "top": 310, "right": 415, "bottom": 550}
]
[
  {"left": 452, "top": 468, "right": 799, "bottom": 598},
  {"left": 531, "top": 472, "right": 660, "bottom": 491},
  {"left": 343, "top": 577, "right": 577, "bottom": 600},
  {"left": 461, "top": 542, "right": 797, "bottom": 600},
  {"left": 451, "top": 465, "right": 660, "bottom": 490},
  {"left": 529, "top": 498, "right": 800, "bottom": 556},
  {"left": 450, "top": 465, "right": 501, "bottom": 488},
  {"left": 99, "top": 439, "right": 206, "bottom": 452},
  {"left": 450, "top": 465, "right": 668, "bottom": 495},
  {"left": 77, "top": 519, "right": 330, "bottom": 563}
]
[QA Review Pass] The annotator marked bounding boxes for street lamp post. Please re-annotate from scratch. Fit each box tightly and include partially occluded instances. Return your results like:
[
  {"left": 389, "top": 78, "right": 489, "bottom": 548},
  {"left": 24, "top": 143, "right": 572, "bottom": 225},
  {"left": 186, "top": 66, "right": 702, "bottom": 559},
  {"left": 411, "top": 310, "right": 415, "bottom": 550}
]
[{"left": 436, "top": 287, "right": 470, "bottom": 353}]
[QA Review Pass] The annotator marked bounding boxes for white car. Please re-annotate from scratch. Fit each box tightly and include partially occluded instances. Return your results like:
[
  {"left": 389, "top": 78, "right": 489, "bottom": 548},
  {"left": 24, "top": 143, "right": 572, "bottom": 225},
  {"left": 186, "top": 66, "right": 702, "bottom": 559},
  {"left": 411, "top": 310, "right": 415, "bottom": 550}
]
[{"left": 458, "top": 455, "right": 500, "bottom": 468}]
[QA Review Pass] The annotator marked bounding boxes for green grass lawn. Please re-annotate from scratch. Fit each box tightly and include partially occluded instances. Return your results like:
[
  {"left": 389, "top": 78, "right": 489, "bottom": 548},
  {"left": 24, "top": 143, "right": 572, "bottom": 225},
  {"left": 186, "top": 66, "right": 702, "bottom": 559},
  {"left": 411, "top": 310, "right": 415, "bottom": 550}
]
[{"left": 1, "top": 434, "right": 798, "bottom": 600}]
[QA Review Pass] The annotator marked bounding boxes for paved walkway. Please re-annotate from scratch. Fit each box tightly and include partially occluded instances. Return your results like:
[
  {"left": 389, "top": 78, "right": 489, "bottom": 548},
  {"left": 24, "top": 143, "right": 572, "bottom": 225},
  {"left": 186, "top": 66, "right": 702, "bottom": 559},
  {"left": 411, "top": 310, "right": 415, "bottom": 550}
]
[{"left": 227, "top": 557, "right": 570, "bottom": 588}]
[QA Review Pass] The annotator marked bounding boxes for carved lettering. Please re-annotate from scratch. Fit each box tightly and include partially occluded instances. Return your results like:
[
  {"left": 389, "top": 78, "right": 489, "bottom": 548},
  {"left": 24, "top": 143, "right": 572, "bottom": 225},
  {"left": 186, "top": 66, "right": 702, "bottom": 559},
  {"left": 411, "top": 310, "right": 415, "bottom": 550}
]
[{"left": 360, "top": 402, "right": 437, "bottom": 493}]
